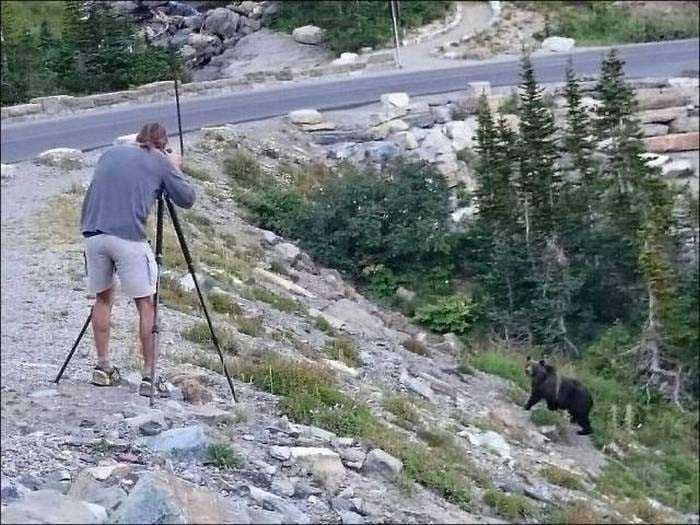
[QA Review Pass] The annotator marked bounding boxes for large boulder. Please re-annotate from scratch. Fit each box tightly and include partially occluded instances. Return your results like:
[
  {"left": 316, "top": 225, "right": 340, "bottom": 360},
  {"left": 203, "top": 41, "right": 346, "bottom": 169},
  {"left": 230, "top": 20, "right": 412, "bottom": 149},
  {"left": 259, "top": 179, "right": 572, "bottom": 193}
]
[
  {"left": 289, "top": 109, "right": 323, "bottom": 125},
  {"left": 34, "top": 147, "right": 86, "bottom": 169},
  {"left": 2, "top": 490, "right": 107, "bottom": 524},
  {"left": 323, "top": 299, "right": 386, "bottom": 338},
  {"left": 292, "top": 25, "right": 325, "bottom": 45},
  {"left": 137, "top": 425, "right": 210, "bottom": 461},
  {"left": 541, "top": 36, "right": 575, "bottom": 53},
  {"left": 644, "top": 132, "right": 699, "bottom": 153},
  {"left": 362, "top": 449, "right": 403, "bottom": 479},
  {"left": 187, "top": 32, "right": 221, "bottom": 51},
  {"left": 289, "top": 447, "right": 346, "bottom": 488},
  {"left": 110, "top": 471, "right": 249, "bottom": 524},
  {"left": 203, "top": 7, "right": 240, "bottom": 39},
  {"left": 380, "top": 92, "right": 410, "bottom": 119}
]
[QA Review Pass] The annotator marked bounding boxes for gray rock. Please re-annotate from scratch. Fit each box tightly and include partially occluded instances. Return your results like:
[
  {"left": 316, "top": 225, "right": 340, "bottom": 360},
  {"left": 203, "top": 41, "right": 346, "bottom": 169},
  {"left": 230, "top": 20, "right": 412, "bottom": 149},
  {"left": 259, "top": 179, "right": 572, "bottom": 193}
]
[
  {"left": 261, "top": 230, "right": 280, "bottom": 245},
  {"left": 249, "top": 509, "right": 283, "bottom": 524},
  {"left": 403, "top": 111, "right": 435, "bottom": 128},
  {"left": 323, "top": 299, "right": 386, "bottom": 338},
  {"left": 400, "top": 370, "right": 435, "bottom": 401},
  {"left": 541, "top": 36, "right": 575, "bottom": 52},
  {"left": 183, "top": 14, "right": 203, "bottom": 30},
  {"left": 662, "top": 159, "right": 694, "bottom": 178},
  {"left": 338, "top": 447, "right": 366, "bottom": 464},
  {"left": 362, "top": 449, "right": 403, "bottom": 479},
  {"left": 462, "top": 430, "right": 512, "bottom": 458},
  {"left": 69, "top": 471, "right": 127, "bottom": 512},
  {"left": 137, "top": 425, "right": 210, "bottom": 461},
  {"left": 288, "top": 109, "right": 323, "bottom": 125},
  {"left": 0, "top": 478, "right": 30, "bottom": 503},
  {"left": 271, "top": 477, "right": 295, "bottom": 497},
  {"left": 292, "top": 25, "right": 325, "bottom": 45},
  {"left": 380, "top": 92, "right": 410, "bottom": 119},
  {"left": 431, "top": 105, "right": 452, "bottom": 124},
  {"left": 434, "top": 333, "right": 465, "bottom": 355},
  {"left": 3, "top": 490, "right": 107, "bottom": 524},
  {"left": 204, "top": 7, "right": 240, "bottom": 39},
  {"left": 289, "top": 447, "right": 345, "bottom": 488},
  {"left": 340, "top": 510, "right": 365, "bottom": 524},
  {"left": 642, "top": 123, "right": 669, "bottom": 137},
  {"left": 243, "top": 485, "right": 310, "bottom": 524},
  {"left": 170, "top": 28, "right": 192, "bottom": 48},
  {"left": 232, "top": 1, "right": 257, "bottom": 16},
  {"left": 34, "top": 148, "right": 86, "bottom": 170},
  {"left": 269, "top": 445, "right": 292, "bottom": 461},
  {"left": 111, "top": 471, "right": 249, "bottom": 524},
  {"left": 274, "top": 242, "right": 301, "bottom": 261},
  {"left": 395, "top": 286, "right": 417, "bottom": 303},
  {"left": 187, "top": 33, "right": 220, "bottom": 51},
  {"left": 139, "top": 420, "right": 163, "bottom": 436},
  {"left": 364, "top": 141, "right": 401, "bottom": 161},
  {"left": 393, "top": 131, "right": 418, "bottom": 150}
]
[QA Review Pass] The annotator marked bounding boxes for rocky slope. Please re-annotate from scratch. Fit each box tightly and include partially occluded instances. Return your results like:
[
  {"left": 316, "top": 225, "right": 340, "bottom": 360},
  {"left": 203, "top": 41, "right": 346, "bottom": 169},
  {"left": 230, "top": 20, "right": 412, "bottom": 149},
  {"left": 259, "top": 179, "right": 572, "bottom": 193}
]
[{"left": 1, "top": 98, "right": 697, "bottom": 524}]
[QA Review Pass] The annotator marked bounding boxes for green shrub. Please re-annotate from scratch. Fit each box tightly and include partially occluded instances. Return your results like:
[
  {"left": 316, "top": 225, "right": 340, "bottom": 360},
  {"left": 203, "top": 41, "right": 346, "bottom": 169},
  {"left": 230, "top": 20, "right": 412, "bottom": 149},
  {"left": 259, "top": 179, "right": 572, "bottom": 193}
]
[
  {"left": 324, "top": 336, "right": 361, "bottom": 368},
  {"left": 414, "top": 294, "right": 477, "bottom": 336},
  {"left": 541, "top": 465, "right": 584, "bottom": 490},
  {"left": 483, "top": 489, "right": 535, "bottom": 520},
  {"left": 271, "top": 1, "right": 451, "bottom": 53},
  {"left": 224, "top": 151, "right": 264, "bottom": 187},
  {"left": 183, "top": 162, "right": 212, "bottom": 181},
  {"left": 313, "top": 315, "right": 335, "bottom": 334},
  {"left": 238, "top": 186, "right": 307, "bottom": 238},
  {"left": 249, "top": 286, "right": 303, "bottom": 313},
  {"left": 466, "top": 351, "right": 530, "bottom": 390},
  {"left": 529, "top": 407, "right": 566, "bottom": 426},
  {"left": 183, "top": 321, "right": 212, "bottom": 345},
  {"left": 233, "top": 315, "right": 264, "bottom": 338},
  {"left": 209, "top": 293, "right": 243, "bottom": 316},
  {"left": 383, "top": 394, "right": 421, "bottom": 428},
  {"left": 206, "top": 442, "right": 242, "bottom": 469},
  {"left": 416, "top": 426, "right": 454, "bottom": 449}
]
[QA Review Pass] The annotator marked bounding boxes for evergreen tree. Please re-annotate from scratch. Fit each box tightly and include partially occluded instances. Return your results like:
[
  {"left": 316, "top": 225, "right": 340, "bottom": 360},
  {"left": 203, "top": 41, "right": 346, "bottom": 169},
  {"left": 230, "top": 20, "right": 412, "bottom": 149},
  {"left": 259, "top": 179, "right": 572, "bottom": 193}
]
[{"left": 594, "top": 48, "right": 636, "bottom": 143}]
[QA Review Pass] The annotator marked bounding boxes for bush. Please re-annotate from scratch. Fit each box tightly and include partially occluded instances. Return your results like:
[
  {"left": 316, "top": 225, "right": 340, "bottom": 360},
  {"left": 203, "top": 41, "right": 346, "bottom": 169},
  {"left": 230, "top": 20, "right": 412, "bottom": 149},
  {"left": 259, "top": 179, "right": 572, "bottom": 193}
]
[
  {"left": 383, "top": 394, "right": 421, "bottom": 428},
  {"left": 209, "top": 293, "right": 243, "bottom": 316},
  {"left": 529, "top": 407, "right": 566, "bottom": 426},
  {"left": 183, "top": 321, "right": 212, "bottom": 345},
  {"left": 414, "top": 294, "right": 477, "bottom": 335},
  {"left": 541, "top": 465, "right": 584, "bottom": 490},
  {"left": 206, "top": 443, "right": 242, "bottom": 469},
  {"left": 249, "top": 286, "right": 303, "bottom": 313},
  {"left": 313, "top": 315, "right": 335, "bottom": 334},
  {"left": 271, "top": 1, "right": 451, "bottom": 53},
  {"left": 224, "top": 151, "right": 265, "bottom": 187},
  {"left": 324, "top": 336, "right": 361, "bottom": 368},
  {"left": 466, "top": 351, "right": 530, "bottom": 390},
  {"left": 483, "top": 489, "right": 535, "bottom": 520}
]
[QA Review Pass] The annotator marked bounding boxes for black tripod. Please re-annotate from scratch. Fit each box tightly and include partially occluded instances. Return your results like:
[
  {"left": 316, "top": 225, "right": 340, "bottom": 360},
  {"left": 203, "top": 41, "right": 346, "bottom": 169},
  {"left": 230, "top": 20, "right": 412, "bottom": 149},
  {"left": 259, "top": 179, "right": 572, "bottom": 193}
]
[{"left": 53, "top": 74, "right": 238, "bottom": 405}]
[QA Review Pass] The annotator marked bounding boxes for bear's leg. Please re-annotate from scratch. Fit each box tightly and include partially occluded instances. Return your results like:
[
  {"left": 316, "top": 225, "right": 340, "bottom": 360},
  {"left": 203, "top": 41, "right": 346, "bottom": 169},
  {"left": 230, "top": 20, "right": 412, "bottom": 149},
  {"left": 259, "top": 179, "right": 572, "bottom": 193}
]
[
  {"left": 524, "top": 392, "right": 542, "bottom": 410},
  {"left": 575, "top": 412, "right": 593, "bottom": 435}
]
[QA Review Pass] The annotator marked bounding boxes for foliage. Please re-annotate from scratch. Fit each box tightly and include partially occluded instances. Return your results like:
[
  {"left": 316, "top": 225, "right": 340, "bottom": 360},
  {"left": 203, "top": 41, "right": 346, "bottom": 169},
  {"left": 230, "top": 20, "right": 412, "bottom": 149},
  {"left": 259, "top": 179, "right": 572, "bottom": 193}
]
[
  {"left": 540, "top": 465, "right": 584, "bottom": 490},
  {"left": 271, "top": 1, "right": 451, "bottom": 53},
  {"left": 324, "top": 336, "right": 361, "bottom": 368},
  {"left": 1, "top": 1, "right": 175, "bottom": 105},
  {"left": 383, "top": 394, "right": 421, "bottom": 428},
  {"left": 531, "top": 1, "right": 699, "bottom": 46},
  {"left": 465, "top": 351, "right": 530, "bottom": 390},
  {"left": 183, "top": 321, "right": 213, "bottom": 345},
  {"left": 313, "top": 315, "right": 335, "bottom": 334},
  {"left": 248, "top": 286, "right": 303, "bottom": 314},
  {"left": 209, "top": 292, "right": 243, "bottom": 316},
  {"left": 224, "top": 152, "right": 266, "bottom": 188},
  {"left": 205, "top": 443, "right": 242, "bottom": 469},
  {"left": 414, "top": 294, "right": 477, "bottom": 335},
  {"left": 529, "top": 407, "right": 566, "bottom": 427},
  {"left": 483, "top": 489, "right": 535, "bottom": 520}
]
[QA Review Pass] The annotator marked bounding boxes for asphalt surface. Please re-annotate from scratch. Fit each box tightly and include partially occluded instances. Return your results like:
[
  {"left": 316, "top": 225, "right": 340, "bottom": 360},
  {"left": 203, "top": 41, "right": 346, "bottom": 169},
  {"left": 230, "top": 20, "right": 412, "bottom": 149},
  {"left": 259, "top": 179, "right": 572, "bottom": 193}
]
[{"left": 2, "top": 38, "right": 698, "bottom": 163}]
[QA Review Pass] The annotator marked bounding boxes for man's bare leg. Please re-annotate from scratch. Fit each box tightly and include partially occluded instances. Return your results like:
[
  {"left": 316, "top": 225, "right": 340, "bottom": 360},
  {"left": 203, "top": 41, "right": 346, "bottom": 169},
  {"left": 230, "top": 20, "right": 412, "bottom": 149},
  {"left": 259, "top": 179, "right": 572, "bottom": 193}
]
[
  {"left": 135, "top": 295, "right": 155, "bottom": 375},
  {"left": 92, "top": 288, "right": 114, "bottom": 370}
]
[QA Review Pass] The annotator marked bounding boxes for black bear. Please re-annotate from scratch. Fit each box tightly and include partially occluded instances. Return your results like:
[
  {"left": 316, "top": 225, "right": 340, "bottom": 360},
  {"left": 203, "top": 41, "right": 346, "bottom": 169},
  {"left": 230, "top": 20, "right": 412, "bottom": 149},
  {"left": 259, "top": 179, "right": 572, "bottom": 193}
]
[{"left": 524, "top": 357, "right": 594, "bottom": 436}]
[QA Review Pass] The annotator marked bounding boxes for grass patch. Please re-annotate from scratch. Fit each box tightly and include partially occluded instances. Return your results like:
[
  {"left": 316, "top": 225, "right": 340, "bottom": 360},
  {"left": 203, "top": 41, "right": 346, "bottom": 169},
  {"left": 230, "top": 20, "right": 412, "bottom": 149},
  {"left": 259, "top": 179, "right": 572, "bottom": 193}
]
[
  {"left": 324, "top": 336, "right": 361, "bottom": 368},
  {"left": 159, "top": 275, "right": 198, "bottom": 312},
  {"left": 205, "top": 442, "right": 242, "bottom": 469},
  {"left": 182, "top": 161, "right": 212, "bottom": 182},
  {"left": 223, "top": 151, "right": 265, "bottom": 188},
  {"left": 383, "top": 394, "right": 421, "bottom": 429},
  {"left": 248, "top": 286, "right": 304, "bottom": 314},
  {"left": 547, "top": 500, "right": 608, "bottom": 524},
  {"left": 314, "top": 315, "right": 335, "bottom": 335},
  {"left": 209, "top": 292, "right": 243, "bottom": 316},
  {"left": 183, "top": 321, "right": 213, "bottom": 345},
  {"left": 529, "top": 407, "right": 566, "bottom": 426},
  {"left": 184, "top": 211, "right": 214, "bottom": 233},
  {"left": 232, "top": 314, "right": 264, "bottom": 338},
  {"left": 416, "top": 426, "right": 454, "bottom": 449},
  {"left": 531, "top": 1, "right": 699, "bottom": 45},
  {"left": 483, "top": 489, "right": 535, "bottom": 520},
  {"left": 541, "top": 466, "right": 584, "bottom": 491},
  {"left": 466, "top": 351, "right": 530, "bottom": 390}
]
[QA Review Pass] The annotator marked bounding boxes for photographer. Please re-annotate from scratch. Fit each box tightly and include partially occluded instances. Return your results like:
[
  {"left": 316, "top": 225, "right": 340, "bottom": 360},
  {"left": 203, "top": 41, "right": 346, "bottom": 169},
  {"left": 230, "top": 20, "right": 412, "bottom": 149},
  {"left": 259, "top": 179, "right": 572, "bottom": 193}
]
[{"left": 80, "top": 122, "right": 196, "bottom": 397}]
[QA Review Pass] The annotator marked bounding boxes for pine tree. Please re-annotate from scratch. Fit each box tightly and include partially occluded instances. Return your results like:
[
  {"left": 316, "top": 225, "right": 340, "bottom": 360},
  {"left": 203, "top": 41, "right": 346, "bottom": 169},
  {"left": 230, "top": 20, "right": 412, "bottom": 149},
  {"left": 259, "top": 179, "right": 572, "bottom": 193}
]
[{"left": 594, "top": 48, "right": 636, "bottom": 143}]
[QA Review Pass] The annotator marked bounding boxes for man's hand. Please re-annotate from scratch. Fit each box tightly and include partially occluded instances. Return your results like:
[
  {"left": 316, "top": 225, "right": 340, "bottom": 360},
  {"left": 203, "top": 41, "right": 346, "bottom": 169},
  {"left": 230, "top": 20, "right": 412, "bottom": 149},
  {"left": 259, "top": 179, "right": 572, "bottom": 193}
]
[{"left": 165, "top": 150, "right": 183, "bottom": 170}]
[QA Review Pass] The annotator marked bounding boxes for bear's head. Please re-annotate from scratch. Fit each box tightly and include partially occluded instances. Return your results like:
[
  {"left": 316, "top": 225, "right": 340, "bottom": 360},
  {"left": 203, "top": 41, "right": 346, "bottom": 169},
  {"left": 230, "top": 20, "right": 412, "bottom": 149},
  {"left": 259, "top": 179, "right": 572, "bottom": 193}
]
[{"left": 525, "top": 356, "right": 556, "bottom": 384}]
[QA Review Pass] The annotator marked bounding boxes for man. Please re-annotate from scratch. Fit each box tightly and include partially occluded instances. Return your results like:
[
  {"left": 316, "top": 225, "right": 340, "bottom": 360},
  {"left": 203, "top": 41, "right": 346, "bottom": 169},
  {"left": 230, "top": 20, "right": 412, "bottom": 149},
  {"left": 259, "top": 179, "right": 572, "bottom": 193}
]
[{"left": 80, "top": 122, "right": 196, "bottom": 397}]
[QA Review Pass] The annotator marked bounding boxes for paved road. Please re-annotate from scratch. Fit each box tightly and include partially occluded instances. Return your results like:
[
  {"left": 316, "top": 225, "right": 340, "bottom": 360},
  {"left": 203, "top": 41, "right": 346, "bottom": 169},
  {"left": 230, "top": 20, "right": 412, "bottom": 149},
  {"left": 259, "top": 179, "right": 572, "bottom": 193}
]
[{"left": 2, "top": 38, "right": 698, "bottom": 163}]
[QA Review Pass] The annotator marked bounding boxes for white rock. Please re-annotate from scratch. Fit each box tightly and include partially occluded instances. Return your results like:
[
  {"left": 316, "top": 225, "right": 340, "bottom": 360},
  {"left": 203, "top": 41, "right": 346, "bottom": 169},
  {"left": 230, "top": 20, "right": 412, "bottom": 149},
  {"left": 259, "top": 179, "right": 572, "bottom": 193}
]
[
  {"left": 323, "top": 299, "right": 387, "bottom": 339},
  {"left": 332, "top": 52, "right": 359, "bottom": 66},
  {"left": 274, "top": 241, "right": 301, "bottom": 261},
  {"left": 380, "top": 92, "right": 410, "bottom": 118},
  {"left": 34, "top": 148, "right": 86, "bottom": 169},
  {"left": 640, "top": 152, "right": 670, "bottom": 168},
  {"left": 362, "top": 449, "right": 403, "bottom": 479},
  {"left": 388, "top": 119, "right": 409, "bottom": 133},
  {"left": 399, "top": 370, "right": 435, "bottom": 401},
  {"left": 269, "top": 446, "right": 291, "bottom": 461},
  {"left": 2, "top": 490, "right": 107, "bottom": 524},
  {"left": 114, "top": 133, "right": 137, "bottom": 145},
  {"left": 541, "top": 36, "right": 575, "bottom": 53},
  {"left": 668, "top": 77, "right": 700, "bottom": 89},
  {"left": 394, "top": 131, "right": 418, "bottom": 150},
  {"left": 261, "top": 230, "right": 280, "bottom": 245},
  {"left": 662, "top": 159, "right": 694, "bottom": 177},
  {"left": 451, "top": 206, "right": 472, "bottom": 223},
  {"left": 464, "top": 430, "right": 512, "bottom": 459},
  {"left": 187, "top": 32, "right": 220, "bottom": 50},
  {"left": 254, "top": 268, "right": 316, "bottom": 298},
  {"left": 203, "top": 7, "right": 240, "bottom": 39},
  {"left": 289, "top": 447, "right": 345, "bottom": 487},
  {"left": 292, "top": 25, "right": 325, "bottom": 45},
  {"left": 445, "top": 120, "right": 477, "bottom": 151},
  {"left": 288, "top": 109, "right": 323, "bottom": 125}
]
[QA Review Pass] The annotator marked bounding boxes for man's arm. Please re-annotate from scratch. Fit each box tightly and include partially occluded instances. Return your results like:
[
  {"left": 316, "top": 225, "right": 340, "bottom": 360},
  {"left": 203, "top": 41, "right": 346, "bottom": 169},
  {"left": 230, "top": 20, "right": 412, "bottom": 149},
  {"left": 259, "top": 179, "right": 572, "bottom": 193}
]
[{"left": 159, "top": 152, "right": 196, "bottom": 209}]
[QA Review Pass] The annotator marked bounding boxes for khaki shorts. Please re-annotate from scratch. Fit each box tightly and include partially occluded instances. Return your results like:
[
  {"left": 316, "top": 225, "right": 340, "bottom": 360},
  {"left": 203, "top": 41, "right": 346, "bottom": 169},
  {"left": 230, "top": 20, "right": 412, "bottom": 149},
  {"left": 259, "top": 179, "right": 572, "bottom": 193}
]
[{"left": 84, "top": 234, "right": 157, "bottom": 298}]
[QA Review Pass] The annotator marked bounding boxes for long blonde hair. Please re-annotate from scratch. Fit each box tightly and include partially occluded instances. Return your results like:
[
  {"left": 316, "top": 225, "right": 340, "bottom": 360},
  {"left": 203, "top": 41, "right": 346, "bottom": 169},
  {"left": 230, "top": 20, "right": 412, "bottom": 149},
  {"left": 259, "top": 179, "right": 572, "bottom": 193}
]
[{"left": 136, "top": 122, "right": 168, "bottom": 151}]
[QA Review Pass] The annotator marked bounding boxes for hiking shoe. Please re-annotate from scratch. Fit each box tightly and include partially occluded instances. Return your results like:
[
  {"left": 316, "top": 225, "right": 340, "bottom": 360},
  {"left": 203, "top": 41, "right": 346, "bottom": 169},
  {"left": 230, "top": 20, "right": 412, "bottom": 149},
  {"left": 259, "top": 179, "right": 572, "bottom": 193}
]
[
  {"left": 138, "top": 376, "right": 171, "bottom": 398},
  {"left": 92, "top": 366, "right": 121, "bottom": 387}
]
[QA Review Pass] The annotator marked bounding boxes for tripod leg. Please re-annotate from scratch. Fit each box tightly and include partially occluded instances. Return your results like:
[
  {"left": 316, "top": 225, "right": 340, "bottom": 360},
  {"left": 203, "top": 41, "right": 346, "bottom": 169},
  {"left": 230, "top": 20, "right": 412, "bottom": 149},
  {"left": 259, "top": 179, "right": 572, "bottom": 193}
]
[
  {"left": 54, "top": 309, "right": 93, "bottom": 384},
  {"left": 165, "top": 198, "right": 238, "bottom": 403},
  {"left": 150, "top": 197, "right": 165, "bottom": 407}
]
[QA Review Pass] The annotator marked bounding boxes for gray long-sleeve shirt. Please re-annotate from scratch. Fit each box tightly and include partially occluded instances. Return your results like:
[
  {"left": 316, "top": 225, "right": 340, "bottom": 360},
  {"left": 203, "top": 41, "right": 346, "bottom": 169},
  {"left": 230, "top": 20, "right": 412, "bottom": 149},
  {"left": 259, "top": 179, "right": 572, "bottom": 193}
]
[{"left": 80, "top": 144, "right": 196, "bottom": 241}]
